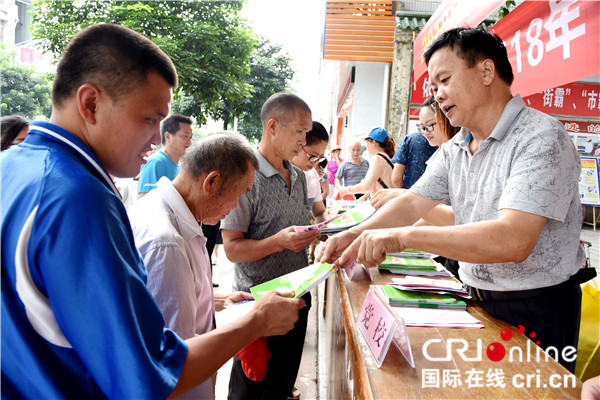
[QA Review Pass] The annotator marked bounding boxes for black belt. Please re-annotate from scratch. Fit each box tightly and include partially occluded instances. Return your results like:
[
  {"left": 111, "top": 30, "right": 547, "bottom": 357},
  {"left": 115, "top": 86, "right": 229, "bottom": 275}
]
[{"left": 467, "top": 267, "right": 597, "bottom": 301}]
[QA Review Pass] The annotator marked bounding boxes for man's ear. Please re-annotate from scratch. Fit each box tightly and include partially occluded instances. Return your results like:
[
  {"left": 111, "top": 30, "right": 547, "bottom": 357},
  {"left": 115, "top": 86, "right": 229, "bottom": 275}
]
[
  {"left": 202, "top": 170, "right": 221, "bottom": 194},
  {"left": 265, "top": 117, "right": 279, "bottom": 137},
  {"left": 77, "top": 84, "right": 101, "bottom": 124},
  {"left": 481, "top": 59, "right": 495, "bottom": 86}
]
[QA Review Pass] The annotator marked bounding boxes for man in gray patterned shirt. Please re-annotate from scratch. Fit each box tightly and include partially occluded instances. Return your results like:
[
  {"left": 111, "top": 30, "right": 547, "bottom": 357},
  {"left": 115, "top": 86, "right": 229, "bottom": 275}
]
[
  {"left": 222, "top": 92, "right": 320, "bottom": 398},
  {"left": 319, "top": 28, "right": 585, "bottom": 372}
]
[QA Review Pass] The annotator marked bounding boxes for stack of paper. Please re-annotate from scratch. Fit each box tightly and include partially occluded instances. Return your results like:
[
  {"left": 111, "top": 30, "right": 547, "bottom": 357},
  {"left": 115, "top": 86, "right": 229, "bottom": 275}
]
[
  {"left": 391, "top": 307, "right": 484, "bottom": 329},
  {"left": 250, "top": 262, "right": 334, "bottom": 300},
  {"left": 391, "top": 276, "right": 470, "bottom": 299},
  {"left": 379, "top": 285, "right": 467, "bottom": 310},
  {"left": 377, "top": 255, "right": 451, "bottom": 277},
  {"left": 321, "top": 201, "right": 376, "bottom": 234}
]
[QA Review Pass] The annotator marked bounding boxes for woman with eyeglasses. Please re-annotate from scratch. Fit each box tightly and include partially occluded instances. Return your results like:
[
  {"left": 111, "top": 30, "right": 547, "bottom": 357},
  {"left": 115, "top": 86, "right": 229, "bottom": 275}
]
[
  {"left": 372, "top": 97, "right": 459, "bottom": 209},
  {"left": 418, "top": 96, "right": 460, "bottom": 165},
  {"left": 291, "top": 121, "right": 331, "bottom": 223}
]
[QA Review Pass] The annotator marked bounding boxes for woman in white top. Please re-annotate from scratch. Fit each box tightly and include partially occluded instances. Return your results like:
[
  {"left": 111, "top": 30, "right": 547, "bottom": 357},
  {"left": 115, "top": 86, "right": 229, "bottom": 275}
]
[
  {"left": 291, "top": 121, "right": 330, "bottom": 222},
  {"left": 339, "top": 127, "right": 396, "bottom": 197}
]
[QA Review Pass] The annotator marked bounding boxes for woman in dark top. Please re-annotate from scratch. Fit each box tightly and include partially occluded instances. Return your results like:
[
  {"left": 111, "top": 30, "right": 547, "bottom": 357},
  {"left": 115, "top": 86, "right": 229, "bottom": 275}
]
[{"left": 339, "top": 127, "right": 395, "bottom": 197}]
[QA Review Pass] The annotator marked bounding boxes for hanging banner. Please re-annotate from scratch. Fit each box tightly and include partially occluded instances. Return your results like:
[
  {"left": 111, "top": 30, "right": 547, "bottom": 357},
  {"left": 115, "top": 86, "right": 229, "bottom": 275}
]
[
  {"left": 491, "top": 0, "right": 600, "bottom": 99},
  {"left": 523, "top": 82, "right": 600, "bottom": 118},
  {"left": 412, "top": 0, "right": 503, "bottom": 86},
  {"left": 561, "top": 121, "right": 600, "bottom": 135}
]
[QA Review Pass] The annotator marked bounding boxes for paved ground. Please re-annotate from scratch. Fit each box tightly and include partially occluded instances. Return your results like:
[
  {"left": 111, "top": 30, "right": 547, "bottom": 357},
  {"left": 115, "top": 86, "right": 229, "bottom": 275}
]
[{"left": 211, "top": 225, "right": 599, "bottom": 399}]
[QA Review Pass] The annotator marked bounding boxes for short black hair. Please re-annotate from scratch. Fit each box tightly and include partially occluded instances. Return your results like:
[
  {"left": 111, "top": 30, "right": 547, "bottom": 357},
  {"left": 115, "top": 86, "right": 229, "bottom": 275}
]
[
  {"left": 52, "top": 23, "right": 178, "bottom": 108},
  {"left": 424, "top": 27, "right": 514, "bottom": 86},
  {"left": 260, "top": 92, "right": 311, "bottom": 127},
  {"left": 305, "top": 121, "right": 329, "bottom": 146},
  {"left": 1, "top": 115, "right": 30, "bottom": 151},
  {"left": 161, "top": 114, "right": 193, "bottom": 144}
]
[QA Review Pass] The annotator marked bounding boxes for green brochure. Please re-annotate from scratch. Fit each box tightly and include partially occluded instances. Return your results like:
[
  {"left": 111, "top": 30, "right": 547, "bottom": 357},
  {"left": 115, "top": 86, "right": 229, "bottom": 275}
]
[
  {"left": 382, "top": 286, "right": 466, "bottom": 310},
  {"left": 378, "top": 255, "right": 437, "bottom": 270},
  {"left": 250, "top": 262, "right": 335, "bottom": 300}
]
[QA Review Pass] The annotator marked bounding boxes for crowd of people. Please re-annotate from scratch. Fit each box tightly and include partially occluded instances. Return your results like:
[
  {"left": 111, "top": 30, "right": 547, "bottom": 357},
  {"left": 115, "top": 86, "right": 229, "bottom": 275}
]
[{"left": 1, "top": 22, "right": 598, "bottom": 400}]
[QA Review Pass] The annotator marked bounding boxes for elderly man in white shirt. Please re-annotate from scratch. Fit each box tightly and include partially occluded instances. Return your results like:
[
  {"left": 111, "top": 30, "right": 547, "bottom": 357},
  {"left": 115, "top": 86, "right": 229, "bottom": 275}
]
[{"left": 129, "top": 132, "right": 259, "bottom": 399}]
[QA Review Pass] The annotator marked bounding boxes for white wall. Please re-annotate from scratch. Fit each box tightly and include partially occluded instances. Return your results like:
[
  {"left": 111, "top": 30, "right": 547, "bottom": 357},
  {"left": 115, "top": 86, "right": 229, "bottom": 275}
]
[
  {"left": 323, "top": 60, "right": 390, "bottom": 157},
  {"left": 349, "top": 62, "right": 389, "bottom": 143}
]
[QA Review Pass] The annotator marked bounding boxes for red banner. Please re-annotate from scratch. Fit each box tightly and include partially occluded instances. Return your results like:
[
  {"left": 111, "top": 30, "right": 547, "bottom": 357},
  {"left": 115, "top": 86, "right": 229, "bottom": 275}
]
[
  {"left": 524, "top": 82, "right": 600, "bottom": 118},
  {"left": 412, "top": 0, "right": 503, "bottom": 85},
  {"left": 411, "top": 71, "right": 433, "bottom": 108},
  {"left": 561, "top": 120, "right": 600, "bottom": 134},
  {"left": 491, "top": 0, "right": 600, "bottom": 99}
]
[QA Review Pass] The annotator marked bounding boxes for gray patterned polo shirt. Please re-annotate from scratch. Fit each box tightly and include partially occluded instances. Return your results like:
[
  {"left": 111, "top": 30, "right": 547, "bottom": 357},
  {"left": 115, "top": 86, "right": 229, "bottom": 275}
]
[
  {"left": 410, "top": 95, "right": 584, "bottom": 291},
  {"left": 221, "top": 149, "right": 311, "bottom": 292}
]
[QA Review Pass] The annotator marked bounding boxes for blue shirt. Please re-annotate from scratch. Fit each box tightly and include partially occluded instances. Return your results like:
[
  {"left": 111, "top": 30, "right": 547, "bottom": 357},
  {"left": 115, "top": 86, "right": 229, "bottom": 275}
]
[
  {"left": 391, "top": 132, "right": 437, "bottom": 189},
  {"left": 138, "top": 150, "right": 179, "bottom": 194},
  {"left": 1, "top": 121, "right": 187, "bottom": 398}
]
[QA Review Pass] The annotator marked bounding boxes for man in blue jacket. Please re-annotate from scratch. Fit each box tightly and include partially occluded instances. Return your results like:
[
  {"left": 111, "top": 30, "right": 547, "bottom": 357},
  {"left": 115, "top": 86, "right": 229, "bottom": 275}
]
[{"left": 1, "top": 23, "right": 304, "bottom": 398}]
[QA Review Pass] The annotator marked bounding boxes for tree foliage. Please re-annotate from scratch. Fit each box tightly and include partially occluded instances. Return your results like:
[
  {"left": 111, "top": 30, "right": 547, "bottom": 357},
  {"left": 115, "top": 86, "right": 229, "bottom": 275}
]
[
  {"left": 237, "top": 38, "right": 295, "bottom": 142},
  {"left": 29, "top": 0, "right": 256, "bottom": 125},
  {"left": 497, "top": 0, "right": 517, "bottom": 21},
  {"left": 0, "top": 46, "right": 52, "bottom": 118}
]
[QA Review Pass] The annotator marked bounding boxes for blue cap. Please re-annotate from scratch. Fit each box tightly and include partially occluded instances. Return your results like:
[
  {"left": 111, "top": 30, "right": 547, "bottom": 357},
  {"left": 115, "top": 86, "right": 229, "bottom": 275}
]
[{"left": 365, "top": 127, "right": 388, "bottom": 143}]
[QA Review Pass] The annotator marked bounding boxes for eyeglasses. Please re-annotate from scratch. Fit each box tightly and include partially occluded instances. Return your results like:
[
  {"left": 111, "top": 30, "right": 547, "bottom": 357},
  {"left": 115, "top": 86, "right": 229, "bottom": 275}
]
[
  {"left": 417, "top": 122, "right": 437, "bottom": 133},
  {"left": 301, "top": 146, "right": 326, "bottom": 163}
]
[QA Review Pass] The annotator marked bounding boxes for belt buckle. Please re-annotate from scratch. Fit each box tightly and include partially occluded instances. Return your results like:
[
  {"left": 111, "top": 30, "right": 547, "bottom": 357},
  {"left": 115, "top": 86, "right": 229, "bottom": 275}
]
[{"left": 468, "top": 286, "right": 484, "bottom": 301}]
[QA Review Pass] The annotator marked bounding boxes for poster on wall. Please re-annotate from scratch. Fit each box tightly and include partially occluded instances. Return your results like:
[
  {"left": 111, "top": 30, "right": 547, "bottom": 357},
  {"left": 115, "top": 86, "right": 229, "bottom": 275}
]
[
  {"left": 577, "top": 135, "right": 600, "bottom": 157},
  {"left": 579, "top": 158, "right": 600, "bottom": 206}
]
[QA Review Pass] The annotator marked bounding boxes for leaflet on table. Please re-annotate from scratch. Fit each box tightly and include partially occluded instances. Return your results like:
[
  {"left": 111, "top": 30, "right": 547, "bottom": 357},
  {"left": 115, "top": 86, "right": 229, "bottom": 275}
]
[
  {"left": 250, "top": 262, "right": 334, "bottom": 300},
  {"left": 386, "top": 264, "right": 452, "bottom": 277},
  {"left": 391, "top": 307, "right": 483, "bottom": 329},
  {"left": 379, "top": 285, "right": 467, "bottom": 310},
  {"left": 388, "top": 249, "right": 437, "bottom": 259},
  {"left": 378, "top": 256, "right": 437, "bottom": 269},
  {"left": 391, "top": 276, "right": 470, "bottom": 298}
]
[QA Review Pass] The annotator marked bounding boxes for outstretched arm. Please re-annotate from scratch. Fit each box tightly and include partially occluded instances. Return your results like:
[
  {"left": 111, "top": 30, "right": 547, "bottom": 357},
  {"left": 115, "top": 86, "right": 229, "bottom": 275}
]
[
  {"left": 170, "top": 291, "right": 305, "bottom": 398},
  {"left": 340, "top": 208, "right": 547, "bottom": 268}
]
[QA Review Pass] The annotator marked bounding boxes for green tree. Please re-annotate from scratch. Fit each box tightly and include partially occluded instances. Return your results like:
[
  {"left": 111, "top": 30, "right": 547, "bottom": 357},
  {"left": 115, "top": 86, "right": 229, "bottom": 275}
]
[
  {"left": 237, "top": 38, "right": 295, "bottom": 142},
  {"left": 497, "top": 0, "right": 516, "bottom": 21},
  {"left": 0, "top": 46, "right": 52, "bottom": 118},
  {"left": 29, "top": 0, "right": 256, "bottom": 125}
]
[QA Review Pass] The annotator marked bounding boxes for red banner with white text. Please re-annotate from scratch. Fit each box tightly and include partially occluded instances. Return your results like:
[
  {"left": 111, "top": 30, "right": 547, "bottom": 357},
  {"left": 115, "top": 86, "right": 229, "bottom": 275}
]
[
  {"left": 523, "top": 82, "right": 600, "bottom": 118},
  {"left": 411, "top": 0, "right": 600, "bottom": 116},
  {"left": 490, "top": 0, "right": 600, "bottom": 99},
  {"left": 412, "top": 0, "right": 503, "bottom": 85}
]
